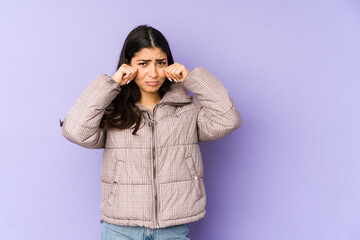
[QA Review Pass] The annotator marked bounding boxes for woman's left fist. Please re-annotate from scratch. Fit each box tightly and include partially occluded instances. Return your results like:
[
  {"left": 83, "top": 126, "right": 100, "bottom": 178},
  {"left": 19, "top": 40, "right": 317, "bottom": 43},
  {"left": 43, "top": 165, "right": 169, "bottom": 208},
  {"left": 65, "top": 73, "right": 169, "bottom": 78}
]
[{"left": 164, "top": 62, "right": 190, "bottom": 82}]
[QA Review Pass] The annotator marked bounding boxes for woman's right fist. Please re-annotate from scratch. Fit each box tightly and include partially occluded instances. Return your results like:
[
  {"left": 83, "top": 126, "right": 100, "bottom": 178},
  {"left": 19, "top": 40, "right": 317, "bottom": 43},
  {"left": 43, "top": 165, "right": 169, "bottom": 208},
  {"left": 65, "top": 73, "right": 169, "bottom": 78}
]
[{"left": 112, "top": 64, "right": 138, "bottom": 86}]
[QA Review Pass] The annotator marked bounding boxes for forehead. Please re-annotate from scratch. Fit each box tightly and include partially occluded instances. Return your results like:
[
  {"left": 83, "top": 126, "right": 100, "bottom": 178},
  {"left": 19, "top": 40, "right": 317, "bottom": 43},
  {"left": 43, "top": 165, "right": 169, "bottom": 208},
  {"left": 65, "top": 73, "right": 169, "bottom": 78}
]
[{"left": 133, "top": 47, "right": 167, "bottom": 59}]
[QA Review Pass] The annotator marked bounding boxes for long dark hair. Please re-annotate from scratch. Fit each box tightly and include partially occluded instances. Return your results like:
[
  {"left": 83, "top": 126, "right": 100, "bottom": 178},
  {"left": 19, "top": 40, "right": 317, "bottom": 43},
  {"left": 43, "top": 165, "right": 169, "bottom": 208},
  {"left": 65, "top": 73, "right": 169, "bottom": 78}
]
[{"left": 100, "top": 25, "right": 174, "bottom": 135}]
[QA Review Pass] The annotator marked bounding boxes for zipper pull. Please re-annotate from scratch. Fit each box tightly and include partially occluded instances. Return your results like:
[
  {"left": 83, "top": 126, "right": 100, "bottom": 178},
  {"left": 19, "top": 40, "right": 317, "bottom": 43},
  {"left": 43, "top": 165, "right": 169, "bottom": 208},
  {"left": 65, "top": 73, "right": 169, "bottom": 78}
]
[{"left": 149, "top": 118, "right": 156, "bottom": 127}]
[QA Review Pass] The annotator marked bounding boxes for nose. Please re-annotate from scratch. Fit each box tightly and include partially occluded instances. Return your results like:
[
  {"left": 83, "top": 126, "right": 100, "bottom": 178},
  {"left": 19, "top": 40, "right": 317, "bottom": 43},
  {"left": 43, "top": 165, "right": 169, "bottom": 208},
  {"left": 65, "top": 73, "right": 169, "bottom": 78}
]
[{"left": 148, "top": 64, "right": 158, "bottom": 78}]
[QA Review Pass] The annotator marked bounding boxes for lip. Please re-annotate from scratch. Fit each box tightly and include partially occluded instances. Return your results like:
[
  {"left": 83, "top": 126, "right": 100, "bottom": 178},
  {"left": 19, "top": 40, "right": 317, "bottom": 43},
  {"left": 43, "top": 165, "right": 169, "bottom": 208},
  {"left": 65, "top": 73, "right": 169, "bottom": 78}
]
[{"left": 145, "top": 81, "right": 159, "bottom": 86}]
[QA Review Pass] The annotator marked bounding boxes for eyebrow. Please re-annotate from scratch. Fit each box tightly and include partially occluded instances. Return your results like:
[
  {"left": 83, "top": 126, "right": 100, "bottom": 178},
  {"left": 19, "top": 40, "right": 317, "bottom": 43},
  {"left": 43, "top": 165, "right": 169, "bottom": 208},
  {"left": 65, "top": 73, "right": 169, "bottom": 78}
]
[{"left": 137, "top": 58, "right": 167, "bottom": 62}]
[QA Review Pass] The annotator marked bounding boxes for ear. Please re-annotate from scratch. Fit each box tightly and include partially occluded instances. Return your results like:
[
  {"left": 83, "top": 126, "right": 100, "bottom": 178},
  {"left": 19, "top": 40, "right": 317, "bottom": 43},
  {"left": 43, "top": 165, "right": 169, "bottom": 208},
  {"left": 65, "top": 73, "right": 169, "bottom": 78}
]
[{"left": 125, "top": 58, "right": 129, "bottom": 64}]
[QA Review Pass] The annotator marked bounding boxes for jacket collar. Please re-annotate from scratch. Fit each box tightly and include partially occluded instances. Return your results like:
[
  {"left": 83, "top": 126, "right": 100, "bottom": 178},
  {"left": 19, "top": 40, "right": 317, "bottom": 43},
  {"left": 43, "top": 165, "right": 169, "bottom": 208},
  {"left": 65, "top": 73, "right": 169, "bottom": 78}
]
[{"left": 135, "top": 83, "right": 191, "bottom": 111}]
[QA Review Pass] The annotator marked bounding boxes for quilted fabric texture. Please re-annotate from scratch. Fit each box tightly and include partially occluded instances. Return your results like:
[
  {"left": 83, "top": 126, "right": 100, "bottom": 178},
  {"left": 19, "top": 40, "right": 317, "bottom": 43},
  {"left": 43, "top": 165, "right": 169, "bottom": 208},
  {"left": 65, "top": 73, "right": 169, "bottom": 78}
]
[{"left": 61, "top": 67, "right": 242, "bottom": 229}]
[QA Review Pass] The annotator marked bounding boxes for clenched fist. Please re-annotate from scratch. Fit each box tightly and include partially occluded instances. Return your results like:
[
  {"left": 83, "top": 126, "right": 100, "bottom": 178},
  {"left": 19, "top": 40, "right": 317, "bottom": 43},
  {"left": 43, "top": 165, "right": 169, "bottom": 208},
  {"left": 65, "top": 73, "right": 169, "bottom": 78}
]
[
  {"left": 112, "top": 64, "right": 138, "bottom": 86},
  {"left": 164, "top": 62, "right": 190, "bottom": 83}
]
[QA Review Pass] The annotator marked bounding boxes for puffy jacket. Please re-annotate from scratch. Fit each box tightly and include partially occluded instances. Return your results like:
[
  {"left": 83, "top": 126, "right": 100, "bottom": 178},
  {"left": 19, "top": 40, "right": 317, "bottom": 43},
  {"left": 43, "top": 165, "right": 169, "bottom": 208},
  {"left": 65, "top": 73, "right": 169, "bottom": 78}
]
[{"left": 61, "top": 66, "right": 242, "bottom": 229}]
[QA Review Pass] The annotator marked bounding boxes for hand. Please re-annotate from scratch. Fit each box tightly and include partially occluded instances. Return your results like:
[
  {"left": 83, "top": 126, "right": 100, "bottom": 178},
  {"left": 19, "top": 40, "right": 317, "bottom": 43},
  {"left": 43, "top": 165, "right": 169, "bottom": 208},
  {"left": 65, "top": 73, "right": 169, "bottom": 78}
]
[
  {"left": 112, "top": 64, "right": 138, "bottom": 86},
  {"left": 164, "top": 62, "right": 190, "bottom": 83}
]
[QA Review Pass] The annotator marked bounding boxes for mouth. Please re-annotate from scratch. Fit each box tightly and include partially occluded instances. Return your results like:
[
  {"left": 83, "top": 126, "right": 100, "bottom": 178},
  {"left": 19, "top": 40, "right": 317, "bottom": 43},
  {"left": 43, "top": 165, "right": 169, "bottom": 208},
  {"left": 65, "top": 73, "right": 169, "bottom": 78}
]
[{"left": 145, "top": 81, "right": 159, "bottom": 87}]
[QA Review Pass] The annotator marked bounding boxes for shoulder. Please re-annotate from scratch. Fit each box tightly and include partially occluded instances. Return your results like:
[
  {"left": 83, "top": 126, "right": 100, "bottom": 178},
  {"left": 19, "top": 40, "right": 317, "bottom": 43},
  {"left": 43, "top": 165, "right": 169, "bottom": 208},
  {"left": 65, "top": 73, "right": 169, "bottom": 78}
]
[{"left": 190, "top": 95, "right": 202, "bottom": 110}]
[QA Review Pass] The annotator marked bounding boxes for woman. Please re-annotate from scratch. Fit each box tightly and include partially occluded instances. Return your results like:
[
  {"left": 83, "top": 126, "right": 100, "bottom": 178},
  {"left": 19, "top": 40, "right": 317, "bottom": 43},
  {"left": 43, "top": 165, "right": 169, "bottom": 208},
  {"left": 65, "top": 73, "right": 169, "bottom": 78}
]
[{"left": 60, "top": 24, "right": 242, "bottom": 240}]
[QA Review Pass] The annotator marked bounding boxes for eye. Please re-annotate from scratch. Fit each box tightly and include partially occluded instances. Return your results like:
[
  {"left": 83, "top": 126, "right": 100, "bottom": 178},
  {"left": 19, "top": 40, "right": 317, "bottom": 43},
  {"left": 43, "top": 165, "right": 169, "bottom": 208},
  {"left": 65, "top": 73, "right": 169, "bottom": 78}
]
[
  {"left": 139, "top": 62, "right": 146, "bottom": 66},
  {"left": 158, "top": 62, "right": 166, "bottom": 66}
]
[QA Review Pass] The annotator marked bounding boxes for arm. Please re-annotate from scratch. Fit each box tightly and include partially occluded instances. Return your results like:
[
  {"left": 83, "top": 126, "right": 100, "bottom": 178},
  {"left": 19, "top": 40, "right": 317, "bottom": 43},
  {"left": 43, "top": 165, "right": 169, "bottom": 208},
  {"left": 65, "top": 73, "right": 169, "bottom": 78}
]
[
  {"left": 61, "top": 74, "right": 121, "bottom": 149},
  {"left": 181, "top": 67, "right": 242, "bottom": 142}
]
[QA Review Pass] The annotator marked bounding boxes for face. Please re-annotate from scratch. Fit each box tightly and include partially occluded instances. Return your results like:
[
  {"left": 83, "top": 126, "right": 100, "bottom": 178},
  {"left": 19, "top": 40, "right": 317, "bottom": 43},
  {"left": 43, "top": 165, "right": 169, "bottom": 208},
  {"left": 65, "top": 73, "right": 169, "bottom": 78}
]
[{"left": 129, "top": 47, "right": 168, "bottom": 96}]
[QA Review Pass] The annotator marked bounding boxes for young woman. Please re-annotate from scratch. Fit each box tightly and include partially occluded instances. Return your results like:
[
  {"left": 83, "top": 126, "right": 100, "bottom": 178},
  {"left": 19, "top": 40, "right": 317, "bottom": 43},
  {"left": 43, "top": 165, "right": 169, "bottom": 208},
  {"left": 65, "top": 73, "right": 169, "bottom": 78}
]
[{"left": 60, "top": 24, "right": 242, "bottom": 240}]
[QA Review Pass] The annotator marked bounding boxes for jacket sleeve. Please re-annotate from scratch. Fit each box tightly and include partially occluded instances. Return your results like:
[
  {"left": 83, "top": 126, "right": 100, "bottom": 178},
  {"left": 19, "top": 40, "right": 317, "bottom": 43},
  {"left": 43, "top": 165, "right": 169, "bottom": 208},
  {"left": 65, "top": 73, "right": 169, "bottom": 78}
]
[
  {"left": 61, "top": 74, "right": 121, "bottom": 149},
  {"left": 181, "top": 67, "right": 242, "bottom": 142}
]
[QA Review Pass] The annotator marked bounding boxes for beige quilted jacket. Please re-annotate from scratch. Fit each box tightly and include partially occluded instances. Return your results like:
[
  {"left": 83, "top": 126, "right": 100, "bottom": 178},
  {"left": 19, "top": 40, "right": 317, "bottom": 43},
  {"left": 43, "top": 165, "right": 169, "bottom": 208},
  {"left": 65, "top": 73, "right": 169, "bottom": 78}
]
[{"left": 61, "top": 67, "right": 242, "bottom": 229}]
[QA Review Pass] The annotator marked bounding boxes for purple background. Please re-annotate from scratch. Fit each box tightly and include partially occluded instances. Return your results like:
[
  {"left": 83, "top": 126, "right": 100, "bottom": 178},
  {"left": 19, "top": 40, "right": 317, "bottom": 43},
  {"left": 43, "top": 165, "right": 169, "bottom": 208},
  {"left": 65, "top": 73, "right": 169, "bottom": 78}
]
[{"left": 1, "top": 0, "right": 360, "bottom": 239}]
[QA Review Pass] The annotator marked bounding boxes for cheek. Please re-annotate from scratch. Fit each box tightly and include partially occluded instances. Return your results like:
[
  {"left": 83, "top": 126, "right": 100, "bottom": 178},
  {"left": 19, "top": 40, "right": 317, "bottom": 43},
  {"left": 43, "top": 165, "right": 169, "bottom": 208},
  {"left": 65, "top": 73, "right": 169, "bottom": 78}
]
[
  {"left": 160, "top": 69, "right": 166, "bottom": 77},
  {"left": 158, "top": 68, "right": 166, "bottom": 78},
  {"left": 135, "top": 70, "right": 145, "bottom": 80}
]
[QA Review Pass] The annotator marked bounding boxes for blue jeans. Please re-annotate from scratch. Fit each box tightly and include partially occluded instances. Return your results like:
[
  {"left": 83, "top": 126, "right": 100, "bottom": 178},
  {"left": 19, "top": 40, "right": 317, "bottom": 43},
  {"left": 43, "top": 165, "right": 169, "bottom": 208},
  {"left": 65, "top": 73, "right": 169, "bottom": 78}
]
[{"left": 101, "top": 220, "right": 191, "bottom": 240}]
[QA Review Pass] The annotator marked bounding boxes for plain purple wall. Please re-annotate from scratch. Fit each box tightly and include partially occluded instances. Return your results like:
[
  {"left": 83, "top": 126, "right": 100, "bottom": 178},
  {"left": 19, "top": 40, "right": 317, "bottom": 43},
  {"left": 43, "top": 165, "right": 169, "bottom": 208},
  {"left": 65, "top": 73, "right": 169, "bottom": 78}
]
[{"left": 1, "top": 0, "right": 360, "bottom": 239}]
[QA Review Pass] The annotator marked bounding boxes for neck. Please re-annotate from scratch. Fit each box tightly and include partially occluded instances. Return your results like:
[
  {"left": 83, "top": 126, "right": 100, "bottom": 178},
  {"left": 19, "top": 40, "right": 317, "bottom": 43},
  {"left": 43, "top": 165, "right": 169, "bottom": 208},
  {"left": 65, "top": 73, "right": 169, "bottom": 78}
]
[{"left": 140, "top": 91, "right": 161, "bottom": 106}]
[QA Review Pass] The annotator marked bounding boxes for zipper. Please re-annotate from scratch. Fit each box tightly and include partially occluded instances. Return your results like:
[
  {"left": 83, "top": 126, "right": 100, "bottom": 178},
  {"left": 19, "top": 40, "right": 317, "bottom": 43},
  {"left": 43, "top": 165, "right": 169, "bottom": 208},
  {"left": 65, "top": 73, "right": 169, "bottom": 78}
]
[
  {"left": 143, "top": 102, "right": 190, "bottom": 228},
  {"left": 147, "top": 105, "right": 161, "bottom": 229}
]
